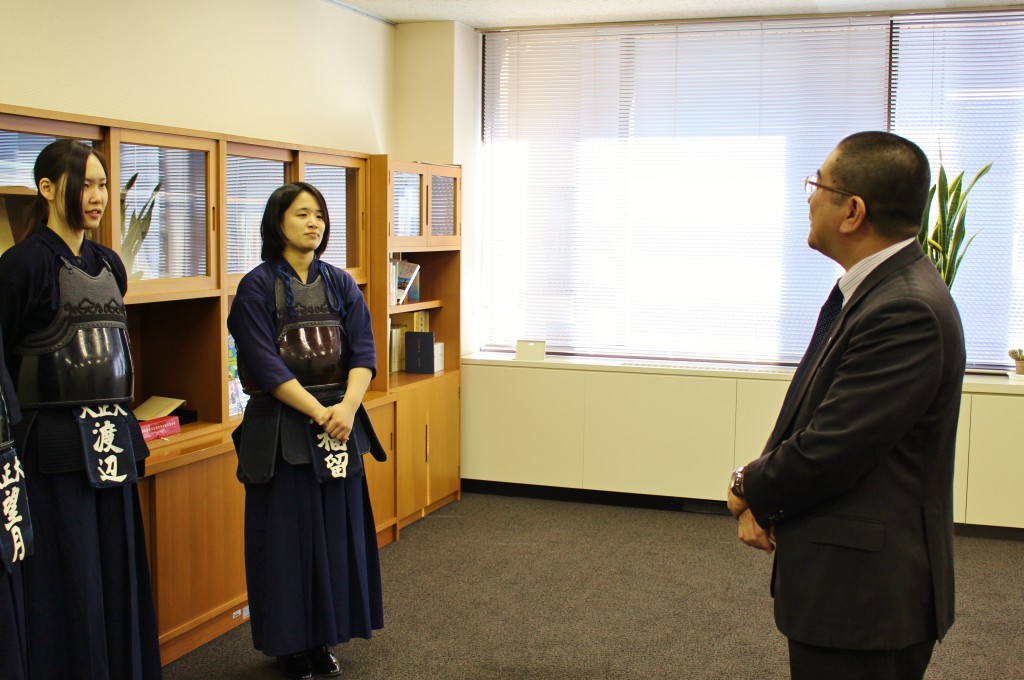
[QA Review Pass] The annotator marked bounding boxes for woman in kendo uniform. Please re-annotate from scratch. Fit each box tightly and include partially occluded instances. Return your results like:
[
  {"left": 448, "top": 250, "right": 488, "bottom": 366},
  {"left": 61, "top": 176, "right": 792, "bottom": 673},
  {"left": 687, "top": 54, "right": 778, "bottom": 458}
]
[
  {"left": 0, "top": 139, "right": 161, "bottom": 679},
  {"left": 228, "top": 182, "right": 385, "bottom": 680},
  {"left": 0, "top": 325, "right": 29, "bottom": 680}
]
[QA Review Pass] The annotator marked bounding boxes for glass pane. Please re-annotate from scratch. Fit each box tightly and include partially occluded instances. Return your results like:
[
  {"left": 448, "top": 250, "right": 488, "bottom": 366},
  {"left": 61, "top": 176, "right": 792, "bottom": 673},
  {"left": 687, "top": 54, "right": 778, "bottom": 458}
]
[
  {"left": 226, "top": 156, "right": 287, "bottom": 275},
  {"left": 0, "top": 130, "right": 61, "bottom": 188},
  {"left": 393, "top": 171, "right": 422, "bottom": 238},
  {"left": 431, "top": 175, "right": 456, "bottom": 237},
  {"left": 120, "top": 143, "right": 208, "bottom": 280},
  {"left": 303, "top": 164, "right": 353, "bottom": 269}
]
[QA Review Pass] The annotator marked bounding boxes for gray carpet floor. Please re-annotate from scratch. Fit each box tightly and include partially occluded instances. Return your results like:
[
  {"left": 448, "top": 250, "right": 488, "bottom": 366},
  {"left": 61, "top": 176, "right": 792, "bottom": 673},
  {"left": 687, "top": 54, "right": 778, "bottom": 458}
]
[{"left": 163, "top": 492, "right": 1024, "bottom": 679}]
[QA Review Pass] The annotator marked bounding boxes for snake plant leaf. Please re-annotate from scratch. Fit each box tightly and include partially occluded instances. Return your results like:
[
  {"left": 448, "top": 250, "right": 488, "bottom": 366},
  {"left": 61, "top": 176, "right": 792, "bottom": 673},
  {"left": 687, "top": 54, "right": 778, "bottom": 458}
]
[
  {"left": 937, "top": 165, "right": 950, "bottom": 249},
  {"left": 919, "top": 160, "right": 993, "bottom": 290},
  {"left": 120, "top": 175, "right": 162, "bottom": 277},
  {"left": 918, "top": 185, "right": 937, "bottom": 249}
]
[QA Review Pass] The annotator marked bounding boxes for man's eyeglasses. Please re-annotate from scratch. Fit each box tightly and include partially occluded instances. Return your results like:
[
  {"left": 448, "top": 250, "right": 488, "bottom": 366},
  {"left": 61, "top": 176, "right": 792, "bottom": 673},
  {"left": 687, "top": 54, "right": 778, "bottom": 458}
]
[{"left": 804, "top": 176, "right": 857, "bottom": 198}]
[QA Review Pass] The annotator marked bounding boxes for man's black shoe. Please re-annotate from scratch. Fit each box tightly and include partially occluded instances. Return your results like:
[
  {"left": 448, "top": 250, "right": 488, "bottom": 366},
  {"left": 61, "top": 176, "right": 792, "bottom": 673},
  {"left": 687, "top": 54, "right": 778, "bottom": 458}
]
[
  {"left": 308, "top": 644, "right": 343, "bottom": 677},
  {"left": 277, "top": 652, "right": 313, "bottom": 679}
]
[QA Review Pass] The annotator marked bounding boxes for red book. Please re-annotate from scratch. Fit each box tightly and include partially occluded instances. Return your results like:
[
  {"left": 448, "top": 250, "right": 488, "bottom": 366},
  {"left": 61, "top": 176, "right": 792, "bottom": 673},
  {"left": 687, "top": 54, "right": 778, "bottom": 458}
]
[{"left": 140, "top": 415, "right": 181, "bottom": 442}]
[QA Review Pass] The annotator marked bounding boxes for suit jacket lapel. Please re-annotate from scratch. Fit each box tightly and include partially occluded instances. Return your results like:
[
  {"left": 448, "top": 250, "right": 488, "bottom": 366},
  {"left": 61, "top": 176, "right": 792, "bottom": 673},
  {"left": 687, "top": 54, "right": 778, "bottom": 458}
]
[{"left": 764, "top": 243, "right": 926, "bottom": 452}]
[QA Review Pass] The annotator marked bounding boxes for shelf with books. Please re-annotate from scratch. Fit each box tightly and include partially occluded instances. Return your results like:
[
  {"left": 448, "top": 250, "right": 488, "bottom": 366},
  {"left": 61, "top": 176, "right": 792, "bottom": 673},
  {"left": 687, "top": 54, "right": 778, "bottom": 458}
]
[{"left": 368, "top": 156, "right": 462, "bottom": 527}]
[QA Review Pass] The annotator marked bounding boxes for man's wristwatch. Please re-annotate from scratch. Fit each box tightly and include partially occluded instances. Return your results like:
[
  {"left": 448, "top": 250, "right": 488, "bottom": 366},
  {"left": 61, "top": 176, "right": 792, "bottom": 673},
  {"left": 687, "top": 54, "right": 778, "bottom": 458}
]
[{"left": 729, "top": 466, "right": 746, "bottom": 499}]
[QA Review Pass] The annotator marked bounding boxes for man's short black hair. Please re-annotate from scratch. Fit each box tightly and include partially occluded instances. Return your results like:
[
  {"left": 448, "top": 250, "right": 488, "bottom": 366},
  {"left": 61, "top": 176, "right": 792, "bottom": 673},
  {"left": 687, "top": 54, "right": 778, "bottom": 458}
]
[{"left": 832, "top": 131, "right": 931, "bottom": 240}]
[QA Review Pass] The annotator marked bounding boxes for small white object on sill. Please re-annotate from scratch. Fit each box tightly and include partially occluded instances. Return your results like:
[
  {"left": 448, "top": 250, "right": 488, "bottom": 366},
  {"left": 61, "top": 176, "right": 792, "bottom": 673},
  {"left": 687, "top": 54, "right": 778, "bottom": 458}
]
[
  {"left": 515, "top": 340, "right": 546, "bottom": 361},
  {"left": 1007, "top": 372, "right": 1024, "bottom": 384}
]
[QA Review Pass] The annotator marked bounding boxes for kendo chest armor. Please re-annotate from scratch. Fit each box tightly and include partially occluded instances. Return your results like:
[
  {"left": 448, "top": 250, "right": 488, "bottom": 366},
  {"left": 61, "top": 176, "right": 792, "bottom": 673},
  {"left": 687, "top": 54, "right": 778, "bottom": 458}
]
[
  {"left": 240, "top": 275, "right": 349, "bottom": 395},
  {"left": 14, "top": 257, "right": 133, "bottom": 408}
]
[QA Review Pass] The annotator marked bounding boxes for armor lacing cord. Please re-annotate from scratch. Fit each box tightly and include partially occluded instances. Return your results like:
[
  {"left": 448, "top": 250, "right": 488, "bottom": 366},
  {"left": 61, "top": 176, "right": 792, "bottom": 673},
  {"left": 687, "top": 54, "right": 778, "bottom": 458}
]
[
  {"left": 49, "top": 254, "right": 74, "bottom": 310},
  {"left": 275, "top": 263, "right": 298, "bottom": 318},
  {"left": 317, "top": 259, "right": 345, "bottom": 318}
]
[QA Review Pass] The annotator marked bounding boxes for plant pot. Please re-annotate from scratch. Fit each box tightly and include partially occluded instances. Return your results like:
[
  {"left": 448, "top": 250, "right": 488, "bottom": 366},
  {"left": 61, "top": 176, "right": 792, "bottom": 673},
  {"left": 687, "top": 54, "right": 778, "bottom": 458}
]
[{"left": 1016, "top": 360, "right": 1024, "bottom": 376}]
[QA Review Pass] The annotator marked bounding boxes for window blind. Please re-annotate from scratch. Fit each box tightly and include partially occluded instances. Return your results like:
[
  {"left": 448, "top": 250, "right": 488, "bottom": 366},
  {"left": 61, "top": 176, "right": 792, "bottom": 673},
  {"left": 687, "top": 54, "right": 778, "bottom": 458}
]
[
  {"left": 303, "top": 164, "right": 350, "bottom": 269},
  {"left": 0, "top": 131, "right": 58, "bottom": 188},
  {"left": 481, "top": 13, "right": 1024, "bottom": 368},
  {"left": 891, "top": 11, "right": 1024, "bottom": 368},
  {"left": 226, "top": 155, "right": 287, "bottom": 275},
  {"left": 482, "top": 18, "right": 891, "bottom": 365},
  {"left": 120, "top": 143, "right": 207, "bottom": 280}
]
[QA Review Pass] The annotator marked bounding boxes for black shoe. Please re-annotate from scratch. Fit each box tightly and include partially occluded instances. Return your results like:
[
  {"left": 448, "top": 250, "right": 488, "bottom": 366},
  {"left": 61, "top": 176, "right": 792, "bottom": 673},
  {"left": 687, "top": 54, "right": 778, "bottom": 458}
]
[
  {"left": 308, "top": 644, "right": 343, "bottom": 677},
  {"left": 277, "top": 652, "right": 314, "bottom": 679}
]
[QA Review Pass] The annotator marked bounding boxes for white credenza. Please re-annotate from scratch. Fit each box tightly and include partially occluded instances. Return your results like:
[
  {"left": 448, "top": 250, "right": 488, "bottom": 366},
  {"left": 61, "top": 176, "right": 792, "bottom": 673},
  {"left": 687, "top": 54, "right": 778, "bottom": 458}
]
[{"left": 461, "top": 354, "right": 1024, "bottom": 528}]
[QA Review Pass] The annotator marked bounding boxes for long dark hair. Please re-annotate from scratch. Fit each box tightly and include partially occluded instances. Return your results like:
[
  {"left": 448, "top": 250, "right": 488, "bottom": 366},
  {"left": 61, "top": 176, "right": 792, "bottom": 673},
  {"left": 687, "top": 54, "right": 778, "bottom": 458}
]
[
  {"left": 26, "top": 139, "right": 109, "bottom": 235},
  {"left": 259, "top": 182, "right": 331, "bottom": 261}
]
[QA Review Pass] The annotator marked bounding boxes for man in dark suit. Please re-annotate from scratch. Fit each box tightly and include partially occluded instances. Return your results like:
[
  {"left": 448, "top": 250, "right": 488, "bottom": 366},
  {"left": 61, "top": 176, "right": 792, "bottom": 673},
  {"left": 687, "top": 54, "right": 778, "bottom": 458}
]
[{"left": 727, "top": 131, "right": 966, "bottom": 680}]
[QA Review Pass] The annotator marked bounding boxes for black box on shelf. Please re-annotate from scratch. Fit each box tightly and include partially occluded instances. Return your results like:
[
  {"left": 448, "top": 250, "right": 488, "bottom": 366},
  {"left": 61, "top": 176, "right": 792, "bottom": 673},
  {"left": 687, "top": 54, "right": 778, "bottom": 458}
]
[{"left": 405, "top": 331, "right": 436, "bottom": 373}]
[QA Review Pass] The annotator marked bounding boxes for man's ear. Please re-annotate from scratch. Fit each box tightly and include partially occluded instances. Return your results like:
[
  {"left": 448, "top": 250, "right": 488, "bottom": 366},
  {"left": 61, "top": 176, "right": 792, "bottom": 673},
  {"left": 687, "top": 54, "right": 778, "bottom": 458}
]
[
  {"left": 38, "top": 177, "right": 56, "bottom": 201},
  {"left": 838, "top": 195, "right": 868, "bottom": 235}
]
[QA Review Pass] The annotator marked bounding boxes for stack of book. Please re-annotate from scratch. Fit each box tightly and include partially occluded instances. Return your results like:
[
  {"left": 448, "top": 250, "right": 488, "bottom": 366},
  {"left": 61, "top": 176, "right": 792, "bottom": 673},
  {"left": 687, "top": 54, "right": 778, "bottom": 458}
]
[{"left": 389, "top": 311, "right": 430, "bottom": 373}]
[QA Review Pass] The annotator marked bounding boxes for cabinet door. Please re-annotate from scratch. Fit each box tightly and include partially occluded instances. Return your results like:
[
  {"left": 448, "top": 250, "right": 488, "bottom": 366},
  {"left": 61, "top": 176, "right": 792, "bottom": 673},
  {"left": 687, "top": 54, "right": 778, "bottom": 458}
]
[
  {"left": 965, "top": 393, "right": 1024, "bottom": 528},
  {"left": 395, "top": 375, "right": 461, "bottom": 523},
  {"left": 364, "top": 402, "right": 397, "bottom": 534},
  {"left": 425, "top": 170, "right": 460, "bottom": 248},
  {"left": 389, "top": 167, "right": 426, "bottom": 249},
  {"left": 427, "top": 373, "right": 460, "bottom": 505},
  {"left": 397, "top": 386, "right": 429, "bottom": 522},
  {"left": 385, "top": 162, "right": 461, "bottom": 250},
  {"left": 150, "top": 447, "right": 247, "bottom": 661}
]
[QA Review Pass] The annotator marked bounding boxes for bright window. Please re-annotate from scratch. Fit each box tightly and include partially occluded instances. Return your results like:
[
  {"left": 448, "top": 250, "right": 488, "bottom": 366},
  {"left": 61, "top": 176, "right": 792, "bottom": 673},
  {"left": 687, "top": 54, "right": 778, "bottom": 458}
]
[{"left": 481, "top": 12, "right": 1024, "bottom": 369}]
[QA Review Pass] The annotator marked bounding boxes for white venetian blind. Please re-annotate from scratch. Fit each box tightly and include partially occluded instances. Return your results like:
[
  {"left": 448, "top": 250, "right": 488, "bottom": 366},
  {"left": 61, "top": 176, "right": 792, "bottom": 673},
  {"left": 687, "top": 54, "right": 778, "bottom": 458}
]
[
  {"left": 120, "top": 143, "right": 207, "bottom": 280},
  {"left": 0, "top": 131, "right": 58, "bottom": 188},
  {"left": 481, "top": 18, "right": 892, "bottom": 365},
  {"left": 303, "top": 163, "right": 350, "bottom": 269},
  {"left": 226, "top": 155, "right": 288, "bottom": 275},
  {"left": 891, "top": 11, "right": 1024, "bottom": 368}
]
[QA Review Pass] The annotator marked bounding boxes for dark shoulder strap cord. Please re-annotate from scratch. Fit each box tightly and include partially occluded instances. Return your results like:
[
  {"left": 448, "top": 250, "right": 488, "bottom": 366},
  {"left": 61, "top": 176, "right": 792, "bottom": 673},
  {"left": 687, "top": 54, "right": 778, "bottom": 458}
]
[
  {"left": 275, "top": 263, "right": 297, "bottom": 318},
  {"left": 316, "top": 259, "right": 347, "bottom": 320}
]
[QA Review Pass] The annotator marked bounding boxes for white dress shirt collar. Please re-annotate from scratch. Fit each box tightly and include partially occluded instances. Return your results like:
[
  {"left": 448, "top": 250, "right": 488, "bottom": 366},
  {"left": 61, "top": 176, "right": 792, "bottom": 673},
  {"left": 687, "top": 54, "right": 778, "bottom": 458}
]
[{"left": 837, "top": 237, "right": 917, "bottom": 306}]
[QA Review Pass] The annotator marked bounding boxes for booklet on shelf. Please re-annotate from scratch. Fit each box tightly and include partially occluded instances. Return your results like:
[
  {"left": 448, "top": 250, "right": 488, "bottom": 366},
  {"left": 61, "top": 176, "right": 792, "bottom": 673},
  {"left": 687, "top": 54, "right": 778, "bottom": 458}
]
[{"left": 393, "top": 259, "right": 420, "bottom": 305}]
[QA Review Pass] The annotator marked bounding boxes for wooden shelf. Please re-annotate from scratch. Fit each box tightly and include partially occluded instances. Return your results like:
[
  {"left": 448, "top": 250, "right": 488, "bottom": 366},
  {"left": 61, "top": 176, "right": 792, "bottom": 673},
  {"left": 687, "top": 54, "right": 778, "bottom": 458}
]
[
  {"left": 0, "top": 185, "right": 35, "bottom": 197},
  {"left": 388, "top": 242, "right": 460, "bottom": 254},
  {"left": 142, "top": 422, "right": 233, "bottom": 474},
  {"left": 389, "top": 299, "right": 443, "bottom": 314},
  {"left": 124, "top": 286, "right": 222, "bottom": 305},
  {"left": 388, "top": 367, "right": 458, "bottom": 391}
]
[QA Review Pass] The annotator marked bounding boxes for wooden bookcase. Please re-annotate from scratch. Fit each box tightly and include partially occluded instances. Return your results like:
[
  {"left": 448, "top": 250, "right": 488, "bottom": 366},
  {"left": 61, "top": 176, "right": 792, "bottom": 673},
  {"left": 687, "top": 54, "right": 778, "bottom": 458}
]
[
  {"left": 0, "top": 105, "right": 462, "bottom": 663},
  {"left": 368, "top": 156, "right": 462, "bottom": 527}
]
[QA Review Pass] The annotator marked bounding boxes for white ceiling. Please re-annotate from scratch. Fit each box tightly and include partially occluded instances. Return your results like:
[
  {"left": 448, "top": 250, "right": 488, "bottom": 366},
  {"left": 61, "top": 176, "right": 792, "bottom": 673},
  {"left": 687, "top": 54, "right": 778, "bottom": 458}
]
[{"left": 331, "top": 0, "right": 1023, "bottom": 29}]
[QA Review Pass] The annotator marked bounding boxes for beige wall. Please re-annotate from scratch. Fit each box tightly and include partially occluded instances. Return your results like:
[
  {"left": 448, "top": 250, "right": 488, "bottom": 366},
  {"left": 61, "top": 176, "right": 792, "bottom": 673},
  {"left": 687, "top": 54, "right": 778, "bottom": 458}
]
[
  {"left": 0, "top": 0, "right": 396, "bottom": 153},
  {"left": 1, "top": 1, "right": 484, "bottom": 356},
  {"left": 393, "top": 21, "right": 482, "bottom": 354}
]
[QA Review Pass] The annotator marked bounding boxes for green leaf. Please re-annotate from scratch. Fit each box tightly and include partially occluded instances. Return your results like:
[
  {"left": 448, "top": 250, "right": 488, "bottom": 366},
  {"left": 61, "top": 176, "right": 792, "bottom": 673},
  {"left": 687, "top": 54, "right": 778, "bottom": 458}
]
[{"left": 922, "top": 159, "right": 992, "bottom": 289}]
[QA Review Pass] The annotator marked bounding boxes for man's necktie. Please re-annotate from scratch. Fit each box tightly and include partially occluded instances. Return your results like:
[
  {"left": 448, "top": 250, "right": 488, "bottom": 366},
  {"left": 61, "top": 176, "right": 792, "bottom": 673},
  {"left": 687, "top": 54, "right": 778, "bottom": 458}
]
[
  {"left": 803, "top": 282, "right": 843, "bottom": 365},
  {"left": 783, "top": 282, "right": 843, "bottom": 409}
]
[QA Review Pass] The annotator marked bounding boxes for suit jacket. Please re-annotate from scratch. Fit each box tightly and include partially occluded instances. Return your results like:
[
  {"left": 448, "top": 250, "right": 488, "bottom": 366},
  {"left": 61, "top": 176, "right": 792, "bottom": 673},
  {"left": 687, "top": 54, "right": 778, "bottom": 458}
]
[{"left": 743, "top": 242, "right": 965, "bottom": 651}]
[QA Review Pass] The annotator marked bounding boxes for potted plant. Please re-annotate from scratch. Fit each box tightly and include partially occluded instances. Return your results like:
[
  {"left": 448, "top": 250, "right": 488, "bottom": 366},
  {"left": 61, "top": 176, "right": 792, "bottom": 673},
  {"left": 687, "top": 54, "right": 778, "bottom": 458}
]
[
  {"left": 918, "top": 160, "right": 994, "bottom": 290},
  {"left": 119, "top": 173, "right": 162, "bottom": 279},
  {"left": 1010, "top": 349, "right": 1024, "bottom": 376}
]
